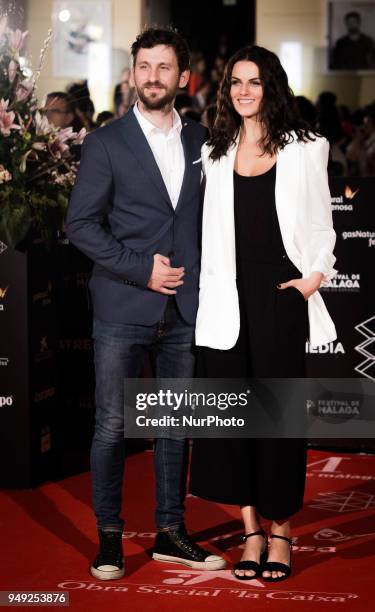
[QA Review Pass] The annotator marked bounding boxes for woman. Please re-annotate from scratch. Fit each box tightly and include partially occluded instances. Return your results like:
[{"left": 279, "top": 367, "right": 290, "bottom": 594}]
[{"left": 189, "top": 46, "right": 337, "bottom": 582}]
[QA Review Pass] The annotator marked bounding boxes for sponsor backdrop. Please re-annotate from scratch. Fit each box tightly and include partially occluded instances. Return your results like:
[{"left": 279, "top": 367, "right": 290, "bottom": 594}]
[
  {"left": 307, "top": 177, "right": 375, "bottom": 452},
  {"left": 0, "top": 178, "right": 374, "bottom": 487}
]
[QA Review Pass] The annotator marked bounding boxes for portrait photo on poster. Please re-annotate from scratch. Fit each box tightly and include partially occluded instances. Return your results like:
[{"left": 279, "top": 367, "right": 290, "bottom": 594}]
[{"left": 328, "top": 1, "right": 375, "bottom": 71}]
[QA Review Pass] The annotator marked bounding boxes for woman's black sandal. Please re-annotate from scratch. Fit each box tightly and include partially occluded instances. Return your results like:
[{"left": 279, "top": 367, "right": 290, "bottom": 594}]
[
  {"left": 233, "top": 529, "right": 268, "bottom": 580},
  {"left": 261, "top": 534, "right": 293, "bottom": 582}
]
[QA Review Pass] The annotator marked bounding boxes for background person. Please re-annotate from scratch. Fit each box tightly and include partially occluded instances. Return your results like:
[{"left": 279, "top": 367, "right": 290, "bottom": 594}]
[
  {"left": 113, "top": 67, "right": 138, "bottom": 117},
  {"left": 43, "top": 91, "right": 81, "bottom": 132},
  {"left": 66, "top": 80, "right": 96, "bottom": 131}
]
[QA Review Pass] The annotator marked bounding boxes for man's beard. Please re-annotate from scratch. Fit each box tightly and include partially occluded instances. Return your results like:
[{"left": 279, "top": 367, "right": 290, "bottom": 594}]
[{"left": 137, "top": 82, "right": 177, "bottom": 111}]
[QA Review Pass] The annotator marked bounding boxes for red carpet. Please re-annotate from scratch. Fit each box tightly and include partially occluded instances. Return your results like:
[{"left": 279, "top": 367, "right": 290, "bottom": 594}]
[{"left": 1, "top": 449, "right": 374, "bottom": 611}]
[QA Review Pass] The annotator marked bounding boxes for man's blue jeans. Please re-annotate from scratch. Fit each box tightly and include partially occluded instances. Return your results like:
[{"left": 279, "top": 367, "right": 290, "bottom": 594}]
[{"left": 91, "top": 297, "right": 195, "bottom": 533}]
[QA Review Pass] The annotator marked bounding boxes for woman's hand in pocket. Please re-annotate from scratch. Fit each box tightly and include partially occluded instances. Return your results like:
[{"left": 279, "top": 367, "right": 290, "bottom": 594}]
[{"left": 277, "top": 272, "right": 324, "bottom": 300}]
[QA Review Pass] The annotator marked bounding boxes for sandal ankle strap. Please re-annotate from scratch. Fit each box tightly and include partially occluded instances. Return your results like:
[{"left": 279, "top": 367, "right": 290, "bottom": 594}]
[
  {"left": 269, "top": 534, "right": 293, "bottom": 546},
  {"left": 242, "top": 529, "right": 266, "bottom": 542}
]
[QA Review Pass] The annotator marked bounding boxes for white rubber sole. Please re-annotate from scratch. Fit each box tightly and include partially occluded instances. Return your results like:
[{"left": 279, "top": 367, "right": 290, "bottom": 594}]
[
  {"left": 90, "top": 564, "right": 125, "bottom": 581},
  {"left": 152, "top": 552, "right": 226, "bottom": 570}
]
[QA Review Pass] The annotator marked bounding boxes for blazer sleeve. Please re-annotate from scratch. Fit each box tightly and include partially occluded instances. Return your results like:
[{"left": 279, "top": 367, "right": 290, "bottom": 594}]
[
  {"left": 305, "top": 137, "right": 337, "bottom": 286},
  {"left": 65, "top": 131, "right": 154, "bottom": 287}
]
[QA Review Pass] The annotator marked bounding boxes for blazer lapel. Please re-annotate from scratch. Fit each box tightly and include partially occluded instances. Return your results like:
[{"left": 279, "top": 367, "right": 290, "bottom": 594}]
[
  {"left": 176, "top": 117, "right": 197, "bottom": 210},
  {"left": 119, "top": 110, "right": 173, "bottom": 209},
  {"left": 218, "top": 135, "right": 240, "bottom": 277},
  {"left": 275, "top": 139, "right": 301, "bottom": 261}
]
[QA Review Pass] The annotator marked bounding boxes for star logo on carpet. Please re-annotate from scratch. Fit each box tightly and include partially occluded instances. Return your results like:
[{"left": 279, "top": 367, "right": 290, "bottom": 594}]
[{"left": 161, "top": 569, "right": 264, "bottom": 587}]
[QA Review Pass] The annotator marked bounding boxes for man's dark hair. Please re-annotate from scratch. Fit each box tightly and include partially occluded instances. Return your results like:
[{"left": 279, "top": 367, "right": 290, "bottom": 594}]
[
  {"left": 131, "top": 27, "right": 191, "bottom": 73},
  {"left": 344, "top": 11, "right": 361, "bottom": 22},
  {"left": 46, "top": 91, "right": 76, "bottom": 113}
]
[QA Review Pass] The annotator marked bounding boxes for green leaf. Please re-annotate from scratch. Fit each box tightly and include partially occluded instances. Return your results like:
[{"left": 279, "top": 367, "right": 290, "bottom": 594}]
[{"left": 0, "top": 200, "right": 31, "bottom": 248}]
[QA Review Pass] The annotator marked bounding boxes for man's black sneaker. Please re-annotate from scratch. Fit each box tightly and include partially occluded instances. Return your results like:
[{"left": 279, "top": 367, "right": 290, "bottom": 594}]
[
  {"left": 152, "top": 523, "right": 226, "bottom": 570},
  {"left": 90, "top": 529, "right": 125, "bottom": 580}
]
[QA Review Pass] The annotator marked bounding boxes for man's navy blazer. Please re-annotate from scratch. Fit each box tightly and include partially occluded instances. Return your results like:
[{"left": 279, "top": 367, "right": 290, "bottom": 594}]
[{"left": 65, "top": 108, "right": 207, "bottom": 325}]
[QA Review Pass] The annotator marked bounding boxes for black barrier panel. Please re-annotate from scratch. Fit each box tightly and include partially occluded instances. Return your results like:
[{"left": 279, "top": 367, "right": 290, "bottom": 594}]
[
  {"left": 307, "top": 177, "right": 374, "bottom": 380},
  {"left": 54, "top": 238, "right": 95, "bottom": 478},
  {"left": 307, "top": 177, "right": 375, "bottom": 451},
  {"left": 0, "top": 244, "right": 30, "bottom": 487},
  {"left": 0, "top": 238, "right": 58, "bottom": 488}
]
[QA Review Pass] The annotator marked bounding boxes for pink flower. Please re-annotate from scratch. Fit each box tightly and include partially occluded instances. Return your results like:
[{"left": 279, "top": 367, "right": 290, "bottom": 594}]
[
  {"left": 57, "top": 127, "right": 76, "bottom": 141},
  {"left": 73, "top": 127, "right": 86, "bottom": 145},
  {"left": 0, "top": 165, "right": 12, "bottom": 183},
  {"left": 0, "top": 99, "right": 10, "bottom": 112},
  {"left": 51, "top": 142, "right": 69, "bottom": 158},
  {"left": 0, "top": 98, "right": 20, "bottom": 136},
  {"left": 15, "top": 79, "right": 33, "bottom": 102},
  {"left": 7, "top": 28, "right": 29, "bottom": 54},
  {"left": 34, "top": 111, "right": 52, "bottom": 136},
  {"left": 8, "top": 60, "right": 18, "bottom": 83},
  {"left": 50, "top": 128, "right": 75, "bottom": 158}
]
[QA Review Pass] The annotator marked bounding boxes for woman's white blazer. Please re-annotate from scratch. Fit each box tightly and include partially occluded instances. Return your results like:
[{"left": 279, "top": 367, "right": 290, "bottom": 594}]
[{"left": 195, "top": 133, "right": 337, "bottom": 350}]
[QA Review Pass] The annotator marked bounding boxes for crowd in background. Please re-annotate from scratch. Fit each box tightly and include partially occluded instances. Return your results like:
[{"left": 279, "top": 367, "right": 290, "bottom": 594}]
[{"left": 41, "top": 48, "right": 375, "bottom": 177}]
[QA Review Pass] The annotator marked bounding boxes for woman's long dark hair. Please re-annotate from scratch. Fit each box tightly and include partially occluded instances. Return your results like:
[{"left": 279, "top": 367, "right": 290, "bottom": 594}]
[{"left": 208, "top": 45, "right": 318, "bottom": 161}]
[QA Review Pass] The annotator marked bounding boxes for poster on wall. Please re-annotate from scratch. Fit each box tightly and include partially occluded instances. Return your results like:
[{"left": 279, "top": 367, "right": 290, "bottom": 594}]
[
  {"left": 328, "top": 1, "right": 375, "bottom": 71},
  {"left": 52, "top": 0, "right": 112, "bottom": 78}
]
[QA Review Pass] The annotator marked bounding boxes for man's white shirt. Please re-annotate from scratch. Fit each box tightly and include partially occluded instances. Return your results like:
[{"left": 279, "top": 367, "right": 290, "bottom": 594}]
[{"left": 133, "top": 102, "right": 185, "bottom": 209}]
